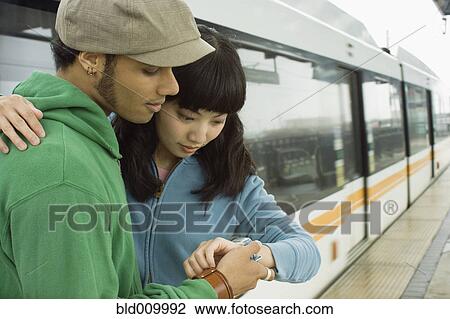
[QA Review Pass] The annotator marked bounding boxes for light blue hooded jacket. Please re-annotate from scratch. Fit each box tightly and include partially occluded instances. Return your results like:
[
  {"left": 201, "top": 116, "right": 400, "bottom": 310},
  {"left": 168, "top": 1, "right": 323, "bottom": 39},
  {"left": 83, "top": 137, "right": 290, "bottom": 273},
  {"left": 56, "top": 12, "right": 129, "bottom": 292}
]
[{"left": 128, "top": 155, "right": 321, "bottom": 287}]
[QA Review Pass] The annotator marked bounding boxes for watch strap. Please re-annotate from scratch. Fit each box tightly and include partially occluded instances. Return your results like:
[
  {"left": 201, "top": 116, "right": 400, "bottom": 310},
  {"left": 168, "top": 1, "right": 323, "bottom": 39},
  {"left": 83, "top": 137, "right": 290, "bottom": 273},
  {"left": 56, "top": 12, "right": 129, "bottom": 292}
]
[{"left": 196, "top": 268, "right": 234, "bottom": 299}]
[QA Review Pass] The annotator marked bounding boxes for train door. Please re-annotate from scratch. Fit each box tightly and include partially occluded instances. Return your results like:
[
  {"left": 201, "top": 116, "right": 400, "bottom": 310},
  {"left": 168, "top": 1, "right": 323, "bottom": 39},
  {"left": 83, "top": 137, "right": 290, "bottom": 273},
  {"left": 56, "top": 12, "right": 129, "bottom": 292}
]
[
  {"left": 346, "top": 70, "right": 367, "bottom": 250},
  {"left": 361, "top": 72, "right": 408, "bottom": 233},
  {"left": 404, "top": 83, "right": 433, "bottom": 202},
  {"left": 430, "top": 88, "right": 450, "bottom": 176},
  {"left": 426, "top": 89, "right": 435, "bottom": 178}
]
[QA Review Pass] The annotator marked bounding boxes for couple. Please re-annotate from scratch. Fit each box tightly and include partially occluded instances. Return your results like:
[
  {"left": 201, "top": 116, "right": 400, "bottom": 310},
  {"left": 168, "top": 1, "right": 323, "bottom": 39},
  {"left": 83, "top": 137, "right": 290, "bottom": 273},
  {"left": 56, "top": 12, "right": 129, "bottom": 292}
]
[{"left": 0, "top": 0, "right": 320, "bottom": 298}]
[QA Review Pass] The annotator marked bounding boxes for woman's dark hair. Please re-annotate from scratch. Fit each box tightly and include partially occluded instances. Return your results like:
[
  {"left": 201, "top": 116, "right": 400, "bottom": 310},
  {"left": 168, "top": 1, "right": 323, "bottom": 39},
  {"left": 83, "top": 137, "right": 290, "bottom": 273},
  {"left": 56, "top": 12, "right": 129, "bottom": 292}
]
[{"left": 114, "top": 25, "right": 255, "bottom": 202}]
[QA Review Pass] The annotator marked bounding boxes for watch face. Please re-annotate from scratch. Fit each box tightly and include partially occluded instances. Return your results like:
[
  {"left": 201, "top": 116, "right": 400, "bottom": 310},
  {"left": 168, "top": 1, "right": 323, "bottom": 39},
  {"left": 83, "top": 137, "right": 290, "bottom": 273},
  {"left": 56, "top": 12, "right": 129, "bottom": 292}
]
[
  {"left": 250, "top": 254, "right": 262, "bottom": 262},
  {"left": 232, "top": 237, "right": 252, "bottom": 246}
]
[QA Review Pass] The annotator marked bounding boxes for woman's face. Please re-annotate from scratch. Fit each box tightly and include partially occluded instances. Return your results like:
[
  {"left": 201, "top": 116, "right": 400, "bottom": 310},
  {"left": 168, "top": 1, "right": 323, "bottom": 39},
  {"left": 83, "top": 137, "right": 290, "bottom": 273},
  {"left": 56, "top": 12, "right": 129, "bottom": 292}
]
[{"left": 155, "top": 100, "right": 227, "bottom": 159}]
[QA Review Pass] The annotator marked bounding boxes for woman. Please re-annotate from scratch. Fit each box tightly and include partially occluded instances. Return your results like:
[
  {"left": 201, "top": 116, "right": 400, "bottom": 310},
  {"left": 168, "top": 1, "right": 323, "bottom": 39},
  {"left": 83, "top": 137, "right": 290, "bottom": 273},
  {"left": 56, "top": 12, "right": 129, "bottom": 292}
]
[{"left": 0, "top": 26, "right": 320, "bottom": 287}]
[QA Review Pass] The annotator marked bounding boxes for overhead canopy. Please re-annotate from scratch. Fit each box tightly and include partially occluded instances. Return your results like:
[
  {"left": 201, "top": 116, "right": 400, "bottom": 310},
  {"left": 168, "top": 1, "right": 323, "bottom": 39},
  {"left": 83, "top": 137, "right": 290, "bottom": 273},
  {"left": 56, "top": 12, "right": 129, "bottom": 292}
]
[{"left": 433, "top": 0, "right": 450, "bottom": 15}]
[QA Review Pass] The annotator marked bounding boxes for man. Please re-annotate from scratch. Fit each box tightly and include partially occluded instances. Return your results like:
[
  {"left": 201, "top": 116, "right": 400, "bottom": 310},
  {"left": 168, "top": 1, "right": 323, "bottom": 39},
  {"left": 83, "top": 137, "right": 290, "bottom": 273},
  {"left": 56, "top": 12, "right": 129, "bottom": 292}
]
[{"left": 0, "top": 0, "right": 267, "bottom": 298}]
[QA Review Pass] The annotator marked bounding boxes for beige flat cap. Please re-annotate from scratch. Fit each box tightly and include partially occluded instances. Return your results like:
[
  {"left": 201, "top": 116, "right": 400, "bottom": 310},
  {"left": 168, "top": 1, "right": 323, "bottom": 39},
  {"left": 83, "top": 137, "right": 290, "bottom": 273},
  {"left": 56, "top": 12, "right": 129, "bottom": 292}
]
[{"left": 55, "top": 0, "right": 215, "bottom": 67}]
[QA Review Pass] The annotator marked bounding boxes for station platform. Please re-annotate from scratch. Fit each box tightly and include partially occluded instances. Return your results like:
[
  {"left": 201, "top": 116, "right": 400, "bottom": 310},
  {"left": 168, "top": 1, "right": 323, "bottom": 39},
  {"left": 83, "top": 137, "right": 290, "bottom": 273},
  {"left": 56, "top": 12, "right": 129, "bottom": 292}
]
[{"left": 320, "top": 168, "right": 450, "bottom": 299}]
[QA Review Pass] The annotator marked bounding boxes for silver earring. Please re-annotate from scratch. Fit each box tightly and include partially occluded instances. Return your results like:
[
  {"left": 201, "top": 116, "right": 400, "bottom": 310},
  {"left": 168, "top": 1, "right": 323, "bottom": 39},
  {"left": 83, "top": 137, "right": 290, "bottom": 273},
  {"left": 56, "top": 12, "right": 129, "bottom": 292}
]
[{"left": 87, "top": 67, "right": 95, "bottom": 76}]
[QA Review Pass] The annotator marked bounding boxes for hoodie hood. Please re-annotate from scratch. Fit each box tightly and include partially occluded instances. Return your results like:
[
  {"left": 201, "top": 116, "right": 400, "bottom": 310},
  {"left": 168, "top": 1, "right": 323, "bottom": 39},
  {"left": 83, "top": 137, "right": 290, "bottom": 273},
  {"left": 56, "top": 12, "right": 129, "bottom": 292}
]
[{"left": 13, "top": 72, "right": 121, "bottom": 159}]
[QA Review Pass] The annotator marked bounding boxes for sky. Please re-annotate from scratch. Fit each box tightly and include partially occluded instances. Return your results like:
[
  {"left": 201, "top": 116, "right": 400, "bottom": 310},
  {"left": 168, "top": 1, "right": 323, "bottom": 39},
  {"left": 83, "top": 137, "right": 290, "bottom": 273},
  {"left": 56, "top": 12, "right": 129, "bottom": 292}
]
[{"left": 328, "top": 0, "right": 450, "bottom": 85}]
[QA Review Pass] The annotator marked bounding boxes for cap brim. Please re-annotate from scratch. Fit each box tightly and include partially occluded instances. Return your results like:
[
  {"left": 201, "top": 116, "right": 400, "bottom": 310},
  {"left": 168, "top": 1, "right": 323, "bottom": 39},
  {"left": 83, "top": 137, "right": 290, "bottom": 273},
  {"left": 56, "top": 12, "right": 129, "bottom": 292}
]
[{"left": 127, "top": 37, "right": 215, "bottom": 67}]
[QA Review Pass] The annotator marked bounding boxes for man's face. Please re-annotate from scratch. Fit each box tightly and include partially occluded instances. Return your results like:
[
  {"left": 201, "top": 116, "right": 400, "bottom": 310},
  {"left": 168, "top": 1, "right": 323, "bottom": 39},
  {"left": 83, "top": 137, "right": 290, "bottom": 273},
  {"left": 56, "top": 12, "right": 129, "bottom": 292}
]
[{"left": 96, "top": 56, "right": 179, "bottom": 124}]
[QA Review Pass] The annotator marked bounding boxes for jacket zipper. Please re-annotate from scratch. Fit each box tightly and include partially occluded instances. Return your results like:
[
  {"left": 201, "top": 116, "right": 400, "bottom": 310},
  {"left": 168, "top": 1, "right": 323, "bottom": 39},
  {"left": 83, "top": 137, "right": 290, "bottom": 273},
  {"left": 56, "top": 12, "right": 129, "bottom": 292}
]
[
  {"left": 146, "top": 159, "right": 183, "bottom": 284},
  {"left": 143, "top": 159, "right": 159, "bottom": 285}
]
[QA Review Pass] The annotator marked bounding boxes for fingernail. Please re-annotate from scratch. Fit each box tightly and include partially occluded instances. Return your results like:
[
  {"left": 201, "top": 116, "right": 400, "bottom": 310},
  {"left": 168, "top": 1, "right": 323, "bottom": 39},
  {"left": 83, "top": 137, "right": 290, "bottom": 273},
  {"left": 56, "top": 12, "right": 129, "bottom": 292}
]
[
  {"left": 1, "top": 147, "right": 9, "bottom": 154},
  {"left": 31, "top": 138, "right": 40, "bottom": 146},
  {"left": 18, "top": 143, "right": 27, "bottom": 151},
  {"left": 38, "top": 130, "right": 46, "bottom": 138}
]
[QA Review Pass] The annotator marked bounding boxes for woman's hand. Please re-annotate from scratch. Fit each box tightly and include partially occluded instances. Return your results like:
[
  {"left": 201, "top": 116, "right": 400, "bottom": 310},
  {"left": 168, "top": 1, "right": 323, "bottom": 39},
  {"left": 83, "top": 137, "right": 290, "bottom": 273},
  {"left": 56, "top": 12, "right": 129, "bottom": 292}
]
[
  {"left": 183, "top": 237, "right": 240, "bottom": 279},
  {"left": 0, "top": 94, "right": 45, "bottom": 153}
]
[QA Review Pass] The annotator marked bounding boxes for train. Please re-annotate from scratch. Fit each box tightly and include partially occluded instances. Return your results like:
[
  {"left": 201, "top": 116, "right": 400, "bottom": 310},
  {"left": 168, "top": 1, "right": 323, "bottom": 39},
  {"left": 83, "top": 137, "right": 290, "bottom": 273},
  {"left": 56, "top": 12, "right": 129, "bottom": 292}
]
[{"left": 1, "top": 0, "right": 449, "bottom": 298}]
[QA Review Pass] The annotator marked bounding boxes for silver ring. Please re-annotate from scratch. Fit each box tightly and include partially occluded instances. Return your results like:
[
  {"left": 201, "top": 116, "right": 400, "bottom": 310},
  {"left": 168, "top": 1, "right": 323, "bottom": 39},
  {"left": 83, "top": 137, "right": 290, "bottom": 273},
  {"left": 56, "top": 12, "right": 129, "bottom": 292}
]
[{"left": 264, "top": 268, "right": 273, "bottom": 281}]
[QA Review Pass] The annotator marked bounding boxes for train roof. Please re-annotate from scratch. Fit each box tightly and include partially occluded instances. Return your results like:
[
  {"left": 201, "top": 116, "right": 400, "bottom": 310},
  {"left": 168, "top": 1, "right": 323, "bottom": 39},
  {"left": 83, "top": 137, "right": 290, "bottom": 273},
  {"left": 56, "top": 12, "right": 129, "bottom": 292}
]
[
  {"left": 397, "top": 47, "right": 439, "bottom": 89},
  {"left": 397, "top": 47, "right": 438, "bottom": 78},
  {"left": 188, "top": 0, "right": 447, "bottom": 90},
  {"left": 279, "top": 0, "right": 378, "bottom": 46},
  {"left": 186, "top": 0, "right": 403, "bottom": 80}
]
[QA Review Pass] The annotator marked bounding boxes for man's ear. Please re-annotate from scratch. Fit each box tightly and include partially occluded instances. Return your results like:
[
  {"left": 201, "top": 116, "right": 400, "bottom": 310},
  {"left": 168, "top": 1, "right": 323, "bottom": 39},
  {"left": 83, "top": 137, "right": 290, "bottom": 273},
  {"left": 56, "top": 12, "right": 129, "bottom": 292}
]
[{"left": 78, "top": 52, "right": 106, "bottom": 76}]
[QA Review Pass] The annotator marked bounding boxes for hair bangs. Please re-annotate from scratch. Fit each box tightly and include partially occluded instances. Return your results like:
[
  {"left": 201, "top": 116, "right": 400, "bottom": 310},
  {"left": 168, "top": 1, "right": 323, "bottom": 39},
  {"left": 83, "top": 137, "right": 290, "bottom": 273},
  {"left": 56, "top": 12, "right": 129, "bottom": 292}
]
[{"left": 168, "top": 26, "right": 246, "bottom": 115}]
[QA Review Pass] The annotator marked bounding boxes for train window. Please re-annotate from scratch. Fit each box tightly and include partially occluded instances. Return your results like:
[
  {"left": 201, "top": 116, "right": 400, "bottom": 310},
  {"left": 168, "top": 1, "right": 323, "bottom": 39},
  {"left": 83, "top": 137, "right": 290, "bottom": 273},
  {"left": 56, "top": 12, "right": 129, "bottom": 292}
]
[
  {"left": 0, "top": 2, "right": 56, "bottom": 95},
  {"left": 362, "top": 73, "right": 405, "bottom": 173},
  {"left": 405, "top": 84, "right": 430, "bottom": 155},
  {"left": 237, "top": 47, "right": 361, "bottom": 210},
  {"left": 432, "top": 91, "right": 450, "bottom": 143}
]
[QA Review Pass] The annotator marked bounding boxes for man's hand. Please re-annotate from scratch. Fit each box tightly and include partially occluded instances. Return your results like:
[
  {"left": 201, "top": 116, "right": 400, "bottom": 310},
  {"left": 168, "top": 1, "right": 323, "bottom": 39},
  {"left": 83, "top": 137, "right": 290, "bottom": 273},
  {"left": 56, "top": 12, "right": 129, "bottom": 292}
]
[
  {"left": 216, "top": 241, "right": 267, "bottom": 297},
  {"left": 0, "top": 94, "right": 45, "bottom": 153},
  {"left": 184, "top": 237, "right": 240, "bottom": 279}
]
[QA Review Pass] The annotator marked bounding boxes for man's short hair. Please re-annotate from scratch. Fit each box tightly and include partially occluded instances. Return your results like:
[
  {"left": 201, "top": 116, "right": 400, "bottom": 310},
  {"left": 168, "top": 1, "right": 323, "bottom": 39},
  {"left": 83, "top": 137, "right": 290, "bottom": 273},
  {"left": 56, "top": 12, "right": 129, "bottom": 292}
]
[
  {"left": 50, "top": 35, "right": 80, "bottom": 70},
  {"left": 50, "top": 35, "right": 115, "bottom": 71}
]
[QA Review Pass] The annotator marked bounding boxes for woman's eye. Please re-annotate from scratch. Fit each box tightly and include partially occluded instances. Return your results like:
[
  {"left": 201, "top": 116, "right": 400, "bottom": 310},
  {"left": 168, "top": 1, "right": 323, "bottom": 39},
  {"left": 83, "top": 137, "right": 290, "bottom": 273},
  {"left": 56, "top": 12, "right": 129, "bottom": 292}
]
[
  {"left": 212, "top": 116, "right": 226, "bottom": 125},
  {"left": 178, "top": 113, "right": 194, "bottom": 121}
]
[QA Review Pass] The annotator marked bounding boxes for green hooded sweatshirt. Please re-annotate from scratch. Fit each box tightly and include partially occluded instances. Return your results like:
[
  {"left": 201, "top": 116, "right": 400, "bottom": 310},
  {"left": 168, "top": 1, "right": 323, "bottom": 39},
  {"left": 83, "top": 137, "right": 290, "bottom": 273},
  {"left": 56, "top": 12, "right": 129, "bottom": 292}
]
[{"left": 0, "top": 72, "right": 216, "bottom": 298}]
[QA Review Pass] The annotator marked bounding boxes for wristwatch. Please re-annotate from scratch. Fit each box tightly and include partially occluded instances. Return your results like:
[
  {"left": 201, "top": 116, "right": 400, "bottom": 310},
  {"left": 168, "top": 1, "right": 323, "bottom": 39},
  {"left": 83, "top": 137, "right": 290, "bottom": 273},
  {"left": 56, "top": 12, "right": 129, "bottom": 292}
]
[
  {"left": 231, "top": 237, "right": 262, "bottom": 262},
  {"left": 231, "top": 237, "right": 252, "bottom": 246}
]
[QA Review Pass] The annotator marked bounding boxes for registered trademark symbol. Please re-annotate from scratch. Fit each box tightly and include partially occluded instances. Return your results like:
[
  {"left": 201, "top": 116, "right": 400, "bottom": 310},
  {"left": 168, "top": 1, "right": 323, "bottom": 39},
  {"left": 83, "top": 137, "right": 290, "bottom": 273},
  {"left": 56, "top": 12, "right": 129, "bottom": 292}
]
[{"left": 383, "top": 200, "right": 398, "bottom": 215}]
